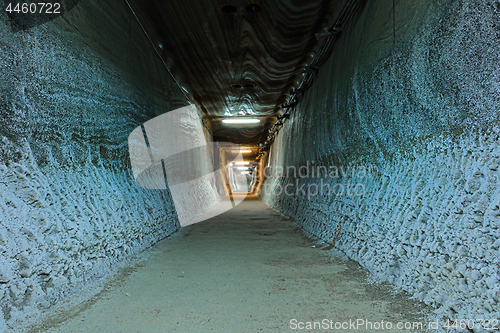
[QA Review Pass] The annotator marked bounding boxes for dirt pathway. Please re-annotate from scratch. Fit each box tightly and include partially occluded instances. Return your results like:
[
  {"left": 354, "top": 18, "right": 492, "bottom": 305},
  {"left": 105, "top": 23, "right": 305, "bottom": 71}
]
[{"left": 31, "top": 196, "right": 437, "bottom": 332}]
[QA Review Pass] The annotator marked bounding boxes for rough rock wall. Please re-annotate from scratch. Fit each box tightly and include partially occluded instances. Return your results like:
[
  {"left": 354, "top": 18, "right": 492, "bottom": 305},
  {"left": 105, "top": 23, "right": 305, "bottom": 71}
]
[
  {"left": 0, "top": 1, "right": 190, "bottom": 329},
  {"left": 262, "top": 0, "right": 500, "bottom": 324}
]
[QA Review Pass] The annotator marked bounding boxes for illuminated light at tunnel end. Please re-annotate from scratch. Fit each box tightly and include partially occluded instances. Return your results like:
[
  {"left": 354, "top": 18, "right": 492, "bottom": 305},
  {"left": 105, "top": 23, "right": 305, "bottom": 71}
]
[{"left": 222, "top": 118, "right": 260, "bottom": 124}]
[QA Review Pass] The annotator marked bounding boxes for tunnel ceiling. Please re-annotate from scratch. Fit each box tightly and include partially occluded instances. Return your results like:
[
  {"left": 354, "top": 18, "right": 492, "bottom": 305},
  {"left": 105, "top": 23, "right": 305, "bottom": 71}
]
[{"left": 127, "top": 0, "right": 340, "bottom": 145}]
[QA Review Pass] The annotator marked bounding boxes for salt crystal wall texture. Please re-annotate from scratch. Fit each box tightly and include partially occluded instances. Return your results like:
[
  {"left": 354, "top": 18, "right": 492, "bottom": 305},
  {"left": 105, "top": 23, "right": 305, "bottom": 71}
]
[
  {"left": 0, "top": 1, "right": 193, "bottom": 329},
  {"left": 261, "top": 0, "right": 500, "bottom": 324}
]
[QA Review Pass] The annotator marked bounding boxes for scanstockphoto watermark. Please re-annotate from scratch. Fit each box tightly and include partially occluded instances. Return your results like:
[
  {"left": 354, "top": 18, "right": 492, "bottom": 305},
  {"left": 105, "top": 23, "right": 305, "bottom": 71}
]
[
  {"left": 260, "top": 161, "right": 379, "bottom": 180},
  {"left": 262, "top": 179, "right": 367, "bottom": 198},
  {"left": 261, "top": 162, "right": 379, "bottom": 198},
  {"left": 289, "top": 318, "right": 444, "bottom": 330}
]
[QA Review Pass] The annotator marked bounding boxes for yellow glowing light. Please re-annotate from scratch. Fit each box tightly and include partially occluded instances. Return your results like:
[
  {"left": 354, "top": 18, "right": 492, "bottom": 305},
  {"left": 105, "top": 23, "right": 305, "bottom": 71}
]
[{"left": 231, "top": 150, "right": 252, "bottom": 153}]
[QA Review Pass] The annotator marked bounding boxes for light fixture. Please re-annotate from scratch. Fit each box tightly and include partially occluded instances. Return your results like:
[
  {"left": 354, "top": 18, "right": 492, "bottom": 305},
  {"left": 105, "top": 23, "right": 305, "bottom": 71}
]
[
  {"left": 222, "top": 118, "right": 260, "bottom": 124},
  {"left": 237, "top": 167, "right": 251, "bottom": 170},
  {"left": 231, "top": 150, "right": 252, "bottom": 153},
  {"left": 234, "top": 161, "right": 250, "bottom": 165}
]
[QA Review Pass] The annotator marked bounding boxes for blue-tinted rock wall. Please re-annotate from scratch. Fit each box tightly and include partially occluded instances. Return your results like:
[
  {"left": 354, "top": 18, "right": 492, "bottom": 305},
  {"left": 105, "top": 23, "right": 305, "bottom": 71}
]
[
  {"left": 0, "top": 1, "right": 188, "bottom": 329},
  {"left": 262, "top": 0, "right": 500, "bottom": 324}
]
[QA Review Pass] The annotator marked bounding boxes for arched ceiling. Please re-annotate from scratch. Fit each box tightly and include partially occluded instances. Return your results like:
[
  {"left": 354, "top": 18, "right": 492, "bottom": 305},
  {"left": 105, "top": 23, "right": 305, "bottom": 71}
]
[{"left": 127, "top": 0, "right": 342, "bottom": 145}]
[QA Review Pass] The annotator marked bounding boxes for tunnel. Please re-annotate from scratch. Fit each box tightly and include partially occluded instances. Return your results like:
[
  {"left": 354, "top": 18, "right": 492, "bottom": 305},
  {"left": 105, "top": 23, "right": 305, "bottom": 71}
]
[{"left": 1, "top": 0, "right": 499, "bottom": 331}]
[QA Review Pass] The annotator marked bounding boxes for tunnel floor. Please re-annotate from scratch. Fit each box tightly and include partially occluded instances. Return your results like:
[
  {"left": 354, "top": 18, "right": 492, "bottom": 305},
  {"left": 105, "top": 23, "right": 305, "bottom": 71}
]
[{"left": 32, "top": 196, "right": 437, "bottom": 333}]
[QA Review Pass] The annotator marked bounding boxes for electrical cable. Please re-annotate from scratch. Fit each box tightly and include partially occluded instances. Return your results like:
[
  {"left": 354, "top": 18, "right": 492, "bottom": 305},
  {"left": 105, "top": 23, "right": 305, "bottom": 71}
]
[
  {"left": 123, "top": 0, "right": 192, "bottom": 104},
  {"left": 258, "top": 0, "right": 364, "bottom": 159}
]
